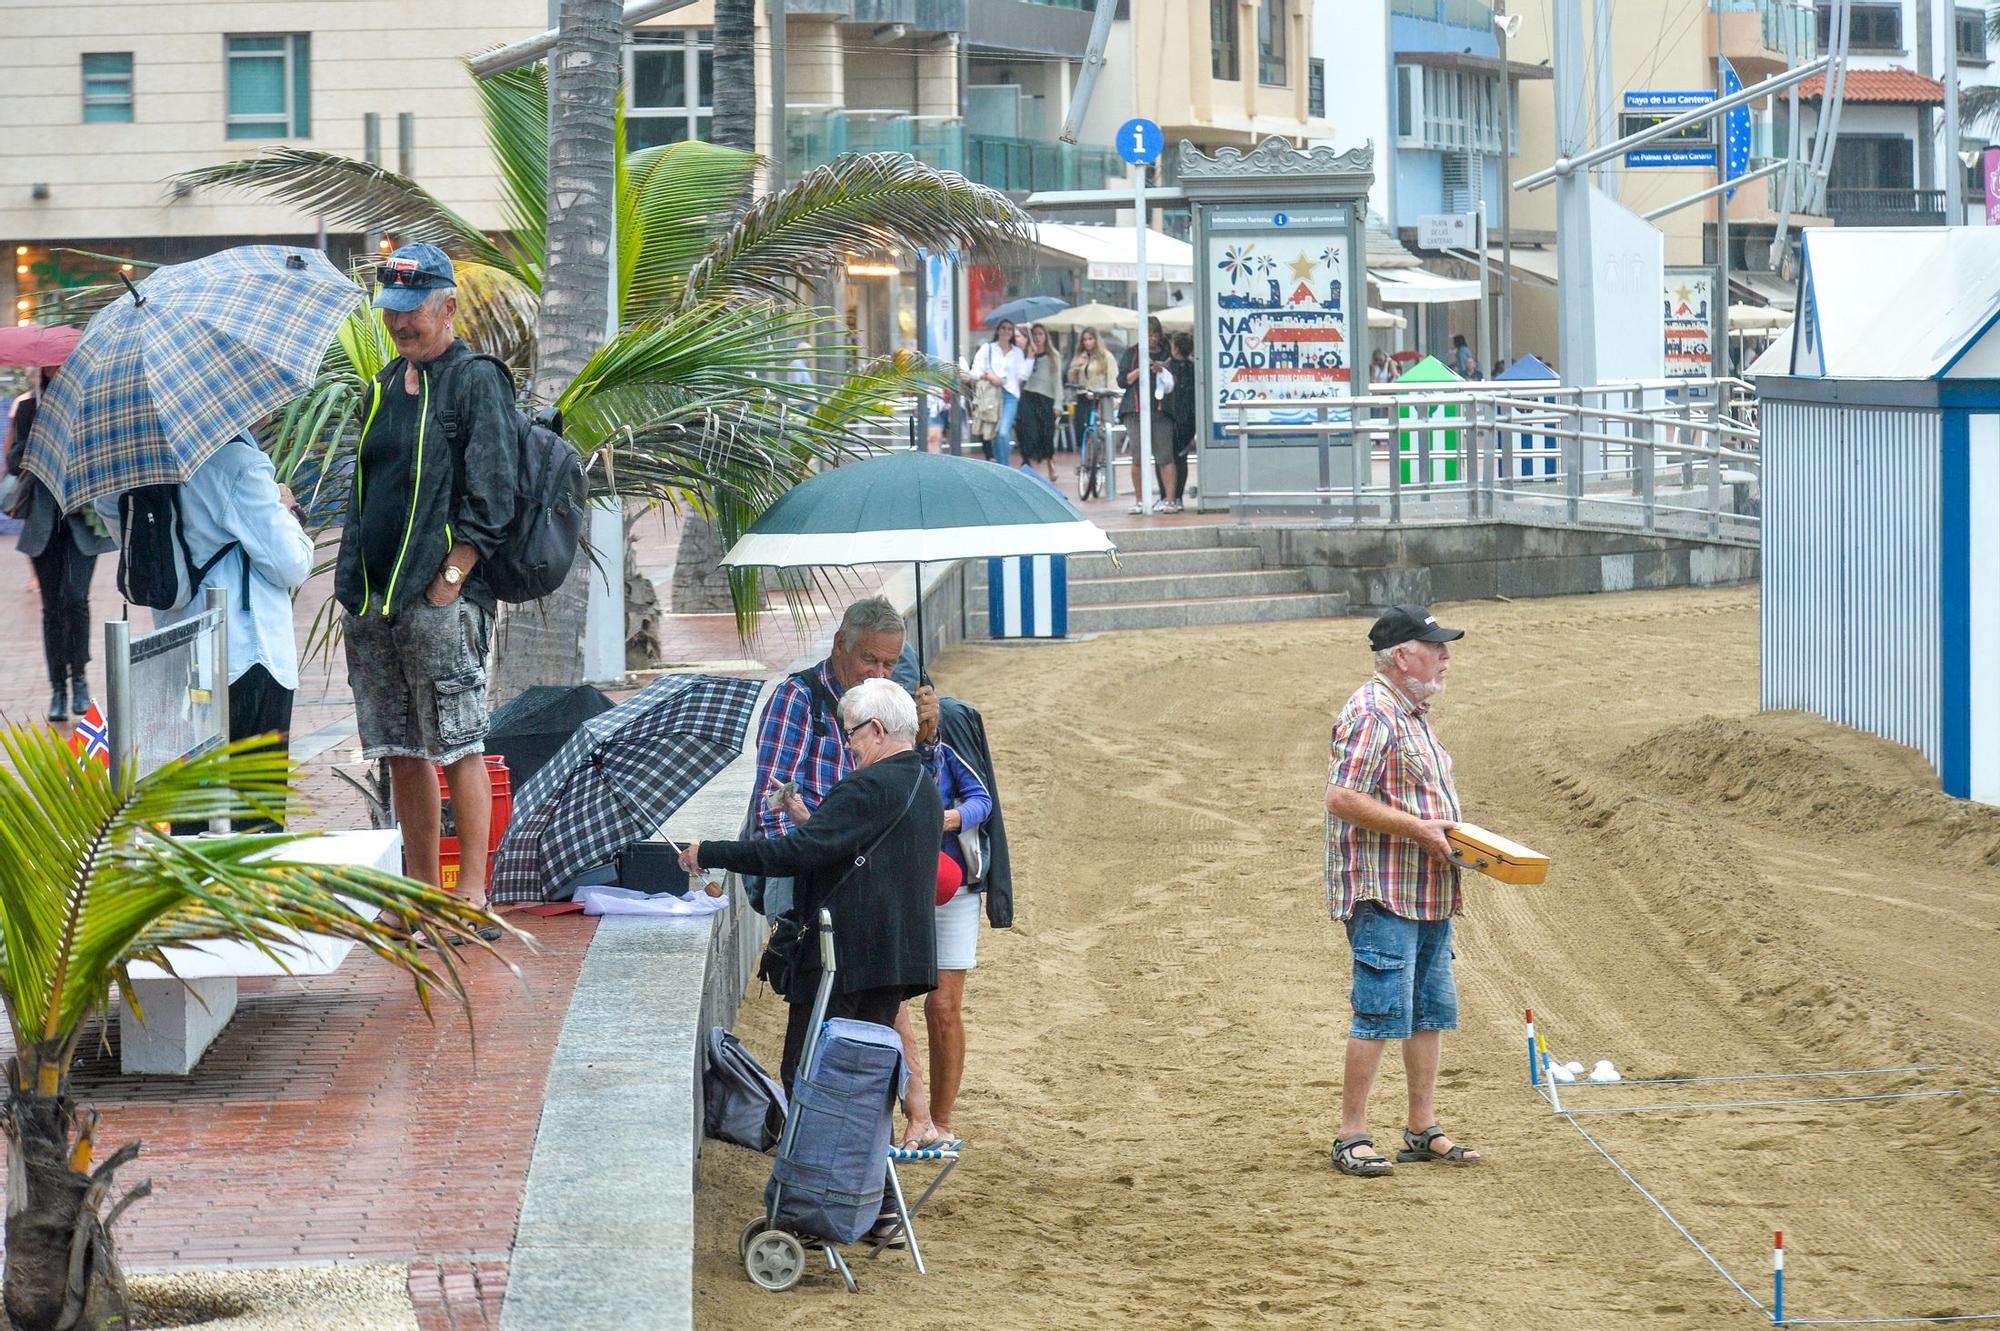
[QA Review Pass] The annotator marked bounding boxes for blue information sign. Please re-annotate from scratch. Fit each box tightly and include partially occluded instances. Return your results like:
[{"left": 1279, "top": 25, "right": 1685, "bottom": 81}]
[
  {"left": 1622, "top": 89, "right": 1719, "bottom": 167},
  {"left": 1116, "top": 118, "right": 1164, "bottom": 166}
]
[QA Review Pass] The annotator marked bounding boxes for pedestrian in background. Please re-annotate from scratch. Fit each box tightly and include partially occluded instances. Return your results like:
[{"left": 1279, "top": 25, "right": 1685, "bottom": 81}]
[
  {"left": 1118, "top": 316, "right": 1174, "bottom": 515},
  {"left": 1161, "top": 331, "right": 1197, "bottom": 513},
  {"left": 8, "top": 371, "right": 114, "bottom": 723},
  {"left": 1323, "top": 605, "right": 1483, "bottom": 1177},
  {"left": 967, "top": 320, "right": 1027, "bottom": 467},
  {"left": 1016, "top": 323, "right": 1061, "bottom": 484},
  {"left": 335, "top": 243, "right": 516, "bottom": 938}
]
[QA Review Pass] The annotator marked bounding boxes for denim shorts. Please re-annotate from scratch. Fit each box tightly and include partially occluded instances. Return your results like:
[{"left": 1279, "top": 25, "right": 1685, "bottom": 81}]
[
  {"left": 344, "top": 596, "right": 493, "bottom": 766},
  {"left": 1344, "top": 901, "right": 1458, "bottom": 1041}
]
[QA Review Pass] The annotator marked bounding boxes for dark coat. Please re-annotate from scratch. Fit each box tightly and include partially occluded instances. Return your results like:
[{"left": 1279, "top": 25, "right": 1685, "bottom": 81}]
[
  {"left": 698, "top": 749, "right": 943, "bottom": 1001},
  {"left": 938, "top": 697, "right": 1013, "bottom": 928},
  {"left": 7, "top": 396, "right": 113, "bottom": 560}
]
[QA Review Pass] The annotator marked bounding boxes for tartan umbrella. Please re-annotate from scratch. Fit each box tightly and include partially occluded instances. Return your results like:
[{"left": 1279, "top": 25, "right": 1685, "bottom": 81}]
[
  {"left": 22, "top": 246, "right": 360, "bottom": 512},
  {"left": 489, "top": 673, "right": 766, "bottom": 905}
]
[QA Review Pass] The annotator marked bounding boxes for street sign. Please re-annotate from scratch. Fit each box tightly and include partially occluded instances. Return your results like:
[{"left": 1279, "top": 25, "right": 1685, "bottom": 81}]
[
  {"left": 1117, "top": 118, "right": 1164, "bottom": 166},
  {"left": 1417, "top": 212, "right": 1477, "bottom": 249},
  {"left": 1622, "top": 90, "right": 1718, "bottom": 168}
]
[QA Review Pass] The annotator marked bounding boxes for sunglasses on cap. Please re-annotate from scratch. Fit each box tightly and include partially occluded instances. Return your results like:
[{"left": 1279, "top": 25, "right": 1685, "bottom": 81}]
[{"left": 375, "top": 261, "right": 447, "bottom": 291}]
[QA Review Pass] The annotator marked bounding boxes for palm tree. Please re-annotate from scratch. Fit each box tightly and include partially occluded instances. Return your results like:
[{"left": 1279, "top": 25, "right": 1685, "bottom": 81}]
[
  {"left": 0, "top": 729, "right": 514, "bottom": 1331},
  {"left": 1962, "top": 8, "right": 2000, "bottom": 135},
  {"left": 176, "top": 65, "right": 1026, "bottom": 660}
]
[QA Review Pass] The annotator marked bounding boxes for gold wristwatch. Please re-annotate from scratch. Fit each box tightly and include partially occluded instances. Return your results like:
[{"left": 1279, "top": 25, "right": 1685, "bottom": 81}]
[{"left": 442, "top": 565, "right": 464, "bottom": 587}]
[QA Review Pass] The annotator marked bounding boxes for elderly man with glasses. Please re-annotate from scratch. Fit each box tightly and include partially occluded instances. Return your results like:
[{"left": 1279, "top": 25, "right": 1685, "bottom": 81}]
[{"left": 333, "top": 242, "right": 518, "bottom": 941}]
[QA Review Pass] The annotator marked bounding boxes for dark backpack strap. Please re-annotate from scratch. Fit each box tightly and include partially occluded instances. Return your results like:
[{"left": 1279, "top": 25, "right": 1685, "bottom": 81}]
[
  {"left": 788, "top": 667, "right": 842, "bottom": 740},
  {"left": 431, "top": 352, "right": 518, "bottom": 446},
  {"left": 190, "top": 539, "right": 248, "bottom": 611}
]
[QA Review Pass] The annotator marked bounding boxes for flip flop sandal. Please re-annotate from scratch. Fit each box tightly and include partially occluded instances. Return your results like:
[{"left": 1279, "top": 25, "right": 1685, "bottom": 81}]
[
  {"left": 1397, "top": 1124, "right": 1482, "bottom": 1165},
  {"left": 1332, "top": 1134, "right": 1395, "bottom": 1177},
  {"left": 866, "top": 1217, "right": 907, "bottom": 1250}
]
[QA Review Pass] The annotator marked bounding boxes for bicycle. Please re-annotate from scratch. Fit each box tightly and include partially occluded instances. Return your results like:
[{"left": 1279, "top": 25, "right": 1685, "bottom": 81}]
[{"left": 1075, "top": 390, "right": 1121, "bottom": 502}]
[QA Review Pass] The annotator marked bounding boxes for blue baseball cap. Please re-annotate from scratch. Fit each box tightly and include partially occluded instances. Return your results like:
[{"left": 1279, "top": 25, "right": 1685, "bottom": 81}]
[{"left": 372, "top": 242, "right": 456, "bottom": 312}]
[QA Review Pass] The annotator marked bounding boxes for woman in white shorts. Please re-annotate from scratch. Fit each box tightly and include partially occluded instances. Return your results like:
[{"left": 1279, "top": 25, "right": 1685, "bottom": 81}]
[{"left": 897, "top": 740, "right": 991, "bottom": 1150}]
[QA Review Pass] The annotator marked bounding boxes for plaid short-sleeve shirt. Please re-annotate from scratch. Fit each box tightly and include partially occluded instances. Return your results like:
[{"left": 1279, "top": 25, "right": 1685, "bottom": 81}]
[{"left": 1325, "top": 674, "right": 1462, "bottom": 922}]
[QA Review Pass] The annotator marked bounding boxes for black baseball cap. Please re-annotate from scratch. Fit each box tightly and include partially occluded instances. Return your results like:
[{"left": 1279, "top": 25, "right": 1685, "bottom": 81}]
[{"left": 1369, "top": 604, "right": 1465, "bottom": 652}]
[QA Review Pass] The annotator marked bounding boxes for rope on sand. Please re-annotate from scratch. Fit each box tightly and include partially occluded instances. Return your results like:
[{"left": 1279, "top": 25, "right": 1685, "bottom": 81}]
[
  {"left": 1554, "top": 1064, "right": 1955, "bottom": 1091},
  {"left": 1560, "top": 1088, "right": 1970, "bottom": 1117}
]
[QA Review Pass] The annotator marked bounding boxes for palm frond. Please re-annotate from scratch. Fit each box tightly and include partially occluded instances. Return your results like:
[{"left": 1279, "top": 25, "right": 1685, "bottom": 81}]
[
  {"left": 0, "top": 727, "right": 520, "bottom": 1072},
  {"left": 623, "top": 140, "right": 761, "bottom": 316},
  {"left": 454, "top": 262, "right": 543, "bottom": 367},
  {"left": 1963, "top": 83, "right": 2000, "bottom": 136},
  {"left": 169, "top": 150, "right": 519, "bottom": 277},
  {"left": 681, "top": 152, "right": 1030, "bottom": 305},
  {"left": 554, "top": 302, "right": 833, "bottom": 432},
  {"left": 472, "top": 64, "right": 553, "bottom": 289}
]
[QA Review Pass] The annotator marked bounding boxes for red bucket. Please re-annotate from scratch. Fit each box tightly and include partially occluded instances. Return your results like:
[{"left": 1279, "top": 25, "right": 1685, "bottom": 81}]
[{"left": 437, "top": 756, "right": 511, "bottom": 896}]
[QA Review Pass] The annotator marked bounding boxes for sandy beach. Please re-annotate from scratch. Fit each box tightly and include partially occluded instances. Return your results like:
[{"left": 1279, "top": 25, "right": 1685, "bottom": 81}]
[{"left": 694, "top": 585, "right": 2000, "bottom": 1329}]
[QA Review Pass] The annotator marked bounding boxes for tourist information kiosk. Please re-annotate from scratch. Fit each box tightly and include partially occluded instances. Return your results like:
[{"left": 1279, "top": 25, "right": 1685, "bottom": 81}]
[{"left": 1177, "top": 139, "right": 1374, "bottom": 513}]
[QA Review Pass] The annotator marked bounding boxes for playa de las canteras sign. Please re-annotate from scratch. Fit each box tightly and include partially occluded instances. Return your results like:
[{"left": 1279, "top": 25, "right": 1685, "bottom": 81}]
[{"left": 1207, "top": 208, "right": 1355, "bottom": 424}]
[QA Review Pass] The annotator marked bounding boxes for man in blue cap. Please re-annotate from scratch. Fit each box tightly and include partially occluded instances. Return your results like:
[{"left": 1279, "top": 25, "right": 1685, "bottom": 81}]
[{"left": 334, "top": 242, "right": 518, "bottom": 940}]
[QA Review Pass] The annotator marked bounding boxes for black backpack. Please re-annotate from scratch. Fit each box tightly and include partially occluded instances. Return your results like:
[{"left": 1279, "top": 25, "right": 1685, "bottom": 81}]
[
  {"left": 115, "top": 484, "right": 245, "bottom": 612},
  {"left": 434, "top": 353, "right": 589, "bottom": 604},
  {"left": 703, "top": 1027, "right": 787, "bottom": 1152}
]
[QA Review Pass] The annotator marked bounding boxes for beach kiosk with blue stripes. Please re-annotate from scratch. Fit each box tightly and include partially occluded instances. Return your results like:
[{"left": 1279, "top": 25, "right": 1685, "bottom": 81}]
[{"left": 1758, "top": 227, "right": 2000, "bottom": 804}]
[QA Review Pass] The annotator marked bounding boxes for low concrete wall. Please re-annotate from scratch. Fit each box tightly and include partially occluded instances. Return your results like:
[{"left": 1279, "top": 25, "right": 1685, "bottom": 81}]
[{"left": 1235, "top": 522, "right": 1759, "bottom": 611}]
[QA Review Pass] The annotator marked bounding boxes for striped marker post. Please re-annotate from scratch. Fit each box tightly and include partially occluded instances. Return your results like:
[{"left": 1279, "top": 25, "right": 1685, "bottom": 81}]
[
  {"left": 1773, "top": 1231, "right": 1785, "bottom": 1324},
  {"left": 1526, "top": 1009, "right": 1539, "bottom": 1086},
  {"left": 1538, "top": 1033, "right": 1564, "bottom": 1113}
]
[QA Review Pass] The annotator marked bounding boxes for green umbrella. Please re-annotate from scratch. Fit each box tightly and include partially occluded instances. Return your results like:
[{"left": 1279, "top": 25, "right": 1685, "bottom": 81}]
[{"left": 721, "top": 450, "right": 1115, "bottom": 672}]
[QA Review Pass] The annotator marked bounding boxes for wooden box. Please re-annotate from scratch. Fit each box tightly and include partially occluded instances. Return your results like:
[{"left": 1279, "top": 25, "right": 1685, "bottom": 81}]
[{"left": 1446, "top": 823, "right": 1549, "bottom": 885}]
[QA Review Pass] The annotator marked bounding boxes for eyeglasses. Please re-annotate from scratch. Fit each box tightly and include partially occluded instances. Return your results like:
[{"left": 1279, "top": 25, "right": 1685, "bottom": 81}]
[{"left": 841, "top": 719, "right": 877, "bottom": 743}]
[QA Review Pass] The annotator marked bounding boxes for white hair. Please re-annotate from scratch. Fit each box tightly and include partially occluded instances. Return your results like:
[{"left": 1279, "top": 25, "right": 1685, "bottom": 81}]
[
  {"left": 419, "top": 287, "right": 455, "bottom": 315},
  {"left": 1375, "top": 641, "right": 1445, "bottom": 700},
  {"left": 834, "top": 596, "right": 904, "bottom": 651},
  {"left": 839, "top": 677, "right": 918, "bottom": 744}
]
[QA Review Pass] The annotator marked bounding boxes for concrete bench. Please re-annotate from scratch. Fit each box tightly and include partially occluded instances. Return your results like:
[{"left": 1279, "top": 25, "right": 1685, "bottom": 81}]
[{"left": 118, "top": 829, "right": 404, "bottom": 1075}]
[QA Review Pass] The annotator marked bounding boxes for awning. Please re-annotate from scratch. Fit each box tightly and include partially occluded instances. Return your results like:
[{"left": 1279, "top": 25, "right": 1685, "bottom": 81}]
[
  {"left": 1732, "top": 269, "right": 1796, "bottom": 312},
  {"left": 1368, "top": 266, "right": 1480, "bottom": 305},
  {"left": 1030, "top": 223, "right": 1195, "bottom": 285},
  {"left": 1484, "top": 243, "right": 1559, "bottom": 288}
]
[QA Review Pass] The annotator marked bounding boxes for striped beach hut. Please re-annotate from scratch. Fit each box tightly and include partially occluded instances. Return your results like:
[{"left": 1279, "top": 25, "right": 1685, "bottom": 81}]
[{"left": 1759, "top": 227, "right": 2000, "bottom": 803}]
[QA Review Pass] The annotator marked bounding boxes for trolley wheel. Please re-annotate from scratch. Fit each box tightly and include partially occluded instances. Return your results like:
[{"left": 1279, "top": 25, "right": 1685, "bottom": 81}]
[
  {"left": 744, "top": 1229, "right": 808, "bottom": 1291},
  {"left": 740, "top": 1214, "right": 771, "bottom": 1262}
]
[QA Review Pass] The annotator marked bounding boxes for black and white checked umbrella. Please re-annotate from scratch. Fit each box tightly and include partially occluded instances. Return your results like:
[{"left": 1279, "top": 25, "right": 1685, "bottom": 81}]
[{"left": 488, "top": 673, "right": 764, "bottom": 905}]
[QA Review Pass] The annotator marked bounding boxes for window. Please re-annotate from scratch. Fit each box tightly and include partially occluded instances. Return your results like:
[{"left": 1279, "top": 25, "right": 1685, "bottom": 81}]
[
  {"left": 1211, "top": 0, "right": 1239, "bottom": 81},
  {"left": 1308, "top": 57, "right": 1325, "bottom": 119},
  {"left": 225, "top": 34, "right": 310, "bottom": 139},
  {"left": 1829, "top": 134, "right": 1914, "bottom": 190},
  {"left": 626, "top": 30, "right": 712, "bottom": 149},
  {"left": 82, "top": 52, "right": 133, "bottom": 123},
  {"left": 1959, "top": 6, "right": 1989, "bottom": 62},
  {"left": 1258, "top": 0, "right": 1289, "bottom": 86},
  {"left": 1814, "top": 3, "right": 1901, "bottom": 52}
]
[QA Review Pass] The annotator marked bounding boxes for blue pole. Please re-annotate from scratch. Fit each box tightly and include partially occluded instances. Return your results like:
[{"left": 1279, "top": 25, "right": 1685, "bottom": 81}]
[
  {"left": 1526, "top": 1010, "right": 1539, "bottom": 1086},
  {"left": 1773, "top": 1231, "right": 1784, "bottom": 1324}
]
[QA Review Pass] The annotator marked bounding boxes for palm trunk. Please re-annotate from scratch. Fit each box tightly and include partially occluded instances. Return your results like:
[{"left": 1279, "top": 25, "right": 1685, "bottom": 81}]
[
  {"left": 671, "top": 0, "right": 759, "bottom": 615},
  {"left": 2, "top": 1053, "right": 147, "bottom": 1331},
  {"left": 492, "top": 0, "right": 625, "bottom": 700}
]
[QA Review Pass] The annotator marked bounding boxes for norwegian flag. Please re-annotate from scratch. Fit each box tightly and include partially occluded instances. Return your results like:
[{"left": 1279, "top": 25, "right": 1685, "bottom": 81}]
[{"left": 68, "top": 702, "right": 109, "bottom": 769}]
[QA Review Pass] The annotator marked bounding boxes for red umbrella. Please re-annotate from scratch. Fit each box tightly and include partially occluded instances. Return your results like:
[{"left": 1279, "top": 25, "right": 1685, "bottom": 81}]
[{"left": 0, "top": 324, "right": 81, "bottom": 368}]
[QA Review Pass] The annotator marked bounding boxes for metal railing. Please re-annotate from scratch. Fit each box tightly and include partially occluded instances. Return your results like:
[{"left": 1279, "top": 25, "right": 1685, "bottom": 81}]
[
  {"left": 1215, "top": 378, "right": 1761, "bottom": 545},
  {"left": 1823, "top": 186, "right": 1947, "bottom": 223}
]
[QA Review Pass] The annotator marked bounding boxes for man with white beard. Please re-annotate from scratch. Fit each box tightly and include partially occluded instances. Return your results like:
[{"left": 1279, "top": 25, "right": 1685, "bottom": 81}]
[{"left": 1322, "top": 605, "right": 1483, "bottom": 1177}]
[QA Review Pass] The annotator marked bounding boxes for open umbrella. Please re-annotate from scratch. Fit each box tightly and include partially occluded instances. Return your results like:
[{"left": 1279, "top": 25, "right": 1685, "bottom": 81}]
[
  {"left": 0, "top": 324, "right": 82, "bottom": 369},
  {"left": 984, "top": 295, "right": 1069, "bottom": 328},
  {"left": 488, "top": 673, "right": 766, "bottom": 905},
  {"left": 22, "top": 245, "right": 361, "bottom": 512},
  {"left": 1037, "top": 301, "right": 1141, "bottom": 333},
  {"left": 721, "top": 449, "right": 1115, "bottom": 675}
]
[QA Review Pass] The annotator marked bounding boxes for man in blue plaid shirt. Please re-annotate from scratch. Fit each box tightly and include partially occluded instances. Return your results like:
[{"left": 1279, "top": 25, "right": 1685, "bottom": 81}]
[{"left": 749, "top": 596, "right": 937, "bottom": 915}]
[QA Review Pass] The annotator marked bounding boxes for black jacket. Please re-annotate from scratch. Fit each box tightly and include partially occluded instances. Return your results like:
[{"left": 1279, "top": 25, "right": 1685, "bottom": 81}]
[
  {"left": 699, "top": 750, "right": 943, "bottom": 1000},
  {"left": 938, "top": 698, "right": 1013, "bottom": 928},
  {"left": 334, "top": 341, "right": 518, "bottom": 617},
  {"left": 8, "top": 396, "right": 113, "bottom": 560}
]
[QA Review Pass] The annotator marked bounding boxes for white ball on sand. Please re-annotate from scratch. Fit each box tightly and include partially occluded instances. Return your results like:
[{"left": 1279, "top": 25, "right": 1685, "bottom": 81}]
[
  {"left": 1563, "top": 1061, "right": 1585, "bottom": 1076},
  {"left": 1549, "top": 1061, "right": 1577, "bottom": 1083},
  {"left": 1588, "top": 1060, "right": 1621, "bottom": 1083}
]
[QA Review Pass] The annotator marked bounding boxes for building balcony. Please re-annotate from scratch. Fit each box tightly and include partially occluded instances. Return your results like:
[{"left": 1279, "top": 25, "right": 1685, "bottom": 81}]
[
  {"left": 1391, "top": 0, "right": 1495, "bottom": 28},
  {"left": 1824, "top": 186, "right": 1947, "bottom": 226},
  {"left": 785, "top": 0, "right": 968, "bottom": 31},
  {"left": 786, "top": 109, "right": 1121, "bottom": 194},
  {"left": 1708, "top": 0, "right": 1815, "bottom": 77}
]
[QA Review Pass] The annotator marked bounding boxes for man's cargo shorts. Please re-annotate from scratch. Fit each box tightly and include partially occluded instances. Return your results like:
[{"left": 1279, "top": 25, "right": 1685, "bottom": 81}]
[
  {"left": 1343, "top": 900, "right": 1458, "bottom": 1041},
  {"left": 344, "top": 596, "right": 494, "bottom": 767}
]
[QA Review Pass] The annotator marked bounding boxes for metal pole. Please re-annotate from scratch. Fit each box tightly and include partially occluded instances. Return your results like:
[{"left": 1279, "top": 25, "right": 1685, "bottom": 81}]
[
  {"left": 1554, "top": 0, "right": 1594, "bottom": 386},
  {"left": 362, "top": 114, "right": 383, "bottom": 259},
  {"left": 767, "top": 0, "right": 788, "bottom": 190},
  {"left": 206, "top": 586, "right": 231, "bottom": 835},
  {"left": 105, "top": 621, "right": 131, "bottom": 796},
  {"left": 1476, "top": 199, "right": 1491, "bottom": 378},
  {"left": 1384, "top": 0, "right": 1400, "bottom": 232},
  {"left": 397, "top": 112, "right": 415, "bottom": 178},
  {"left": 1496, "top": 0, "right": 1514, "bottom": 364},
  {"left": 1641, "top": 158, "right": 1787, "bottom": 220},
  {"left": 1134, "top": 158, "right": 1155, "bottom": 512},
  {"left": 1592, "top": 0, "right": 1618, "bottom": 199},
  {"left": 1946, "top": 0, "right": 1965, "bottom": 222}
]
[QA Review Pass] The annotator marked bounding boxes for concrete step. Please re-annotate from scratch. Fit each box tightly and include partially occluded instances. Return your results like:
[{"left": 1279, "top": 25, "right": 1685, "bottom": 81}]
[
  {"left": 972, "top": 545, "right": 1268, "bottom": 588},
  {"left": 1095, "top": 523, "right": 1261, "bottom": 553},
  {"left": 1064, "top": 567, "right": 1314, "bottom": 606},
  {"left": 973, "top": 590, "right": 1350, "bottom": 635}
]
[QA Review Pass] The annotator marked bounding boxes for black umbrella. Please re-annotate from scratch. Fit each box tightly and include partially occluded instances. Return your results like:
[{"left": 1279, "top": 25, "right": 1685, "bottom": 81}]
[
  {"left": 984, "top": 295, "right": 1069, "bottom": 328},
  {"left": 486, "top": 684, "right": 614, "bottom": 789}
]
